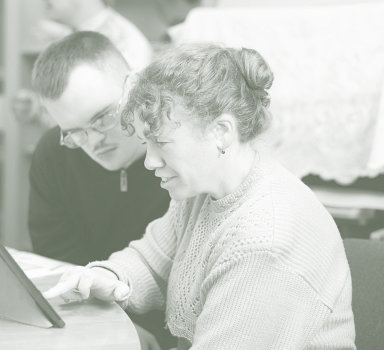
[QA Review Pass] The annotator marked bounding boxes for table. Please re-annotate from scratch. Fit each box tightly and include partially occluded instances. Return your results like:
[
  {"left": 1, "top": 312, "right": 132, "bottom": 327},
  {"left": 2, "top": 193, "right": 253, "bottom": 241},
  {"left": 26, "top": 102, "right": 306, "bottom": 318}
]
[
  {"left": 0, "top": 249, "right": 141, "bottom": 350},
  {"left": 172, "top": 2, "right": 384, "bottom": 184}
]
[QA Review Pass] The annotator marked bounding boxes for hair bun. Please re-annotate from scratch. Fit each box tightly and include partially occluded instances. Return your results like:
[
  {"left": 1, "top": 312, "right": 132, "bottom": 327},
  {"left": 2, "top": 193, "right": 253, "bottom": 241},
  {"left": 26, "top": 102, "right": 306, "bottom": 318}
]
[
  {"left": 255, "top": 89, "right": 271, "bottom": 108},
  {"left": 238, "top": 48, "right": 274, "bottom": 91}
]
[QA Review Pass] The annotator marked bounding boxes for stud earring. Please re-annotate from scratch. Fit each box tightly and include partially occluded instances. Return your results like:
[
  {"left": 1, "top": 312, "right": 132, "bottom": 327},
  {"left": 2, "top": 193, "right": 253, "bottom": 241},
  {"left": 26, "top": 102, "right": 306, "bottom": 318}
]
[{"left": 217, "top": 146, "right": 226, "bottom": 156}]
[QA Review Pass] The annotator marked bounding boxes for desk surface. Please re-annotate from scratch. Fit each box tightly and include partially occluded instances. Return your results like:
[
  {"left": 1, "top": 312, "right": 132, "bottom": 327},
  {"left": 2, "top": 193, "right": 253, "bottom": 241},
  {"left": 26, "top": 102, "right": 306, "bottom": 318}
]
[{"left": 0, "top": 250, "right": 141, "bottom": 350}]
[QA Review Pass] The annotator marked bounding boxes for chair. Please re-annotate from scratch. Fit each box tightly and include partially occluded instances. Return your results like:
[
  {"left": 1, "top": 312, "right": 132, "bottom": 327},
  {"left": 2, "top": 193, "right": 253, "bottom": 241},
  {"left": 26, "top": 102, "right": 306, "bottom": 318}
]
[{"left": 343, "top": 238, "right": 384, "bottom": 350}]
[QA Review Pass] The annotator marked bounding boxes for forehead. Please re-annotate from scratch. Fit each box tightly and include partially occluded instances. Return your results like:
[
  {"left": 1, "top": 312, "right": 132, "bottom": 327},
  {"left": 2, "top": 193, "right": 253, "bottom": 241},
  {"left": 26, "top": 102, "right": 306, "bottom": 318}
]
[
  {"left": 64, "top": 65, "right": 121, "bottom": 97},
  {"left": 42, "top": 65, "right": 122, "bottom": 129},
  {"left": 133, "top": 103, "right": 200, "bottom": 139}
]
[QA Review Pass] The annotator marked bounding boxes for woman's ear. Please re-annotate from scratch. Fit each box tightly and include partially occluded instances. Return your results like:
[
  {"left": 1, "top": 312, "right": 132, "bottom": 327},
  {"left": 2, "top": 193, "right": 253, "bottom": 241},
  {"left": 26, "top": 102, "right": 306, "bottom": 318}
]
[{"left": 207, "top": 113, "right": 237, "bottom": 149}]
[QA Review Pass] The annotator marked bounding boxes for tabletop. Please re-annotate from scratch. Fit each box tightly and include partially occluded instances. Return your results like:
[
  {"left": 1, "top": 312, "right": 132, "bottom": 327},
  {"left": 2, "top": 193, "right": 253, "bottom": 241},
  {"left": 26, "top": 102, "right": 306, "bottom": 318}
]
[{"left": 0, "top": 249, "right": 141, "bottom": 350}]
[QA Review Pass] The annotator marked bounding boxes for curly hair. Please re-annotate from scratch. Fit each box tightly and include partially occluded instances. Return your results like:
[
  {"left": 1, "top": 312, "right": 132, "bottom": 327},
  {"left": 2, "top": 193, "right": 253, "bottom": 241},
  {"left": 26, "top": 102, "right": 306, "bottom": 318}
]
[{"left": 122, "top": 43, "right": 273, "bottom": 143}]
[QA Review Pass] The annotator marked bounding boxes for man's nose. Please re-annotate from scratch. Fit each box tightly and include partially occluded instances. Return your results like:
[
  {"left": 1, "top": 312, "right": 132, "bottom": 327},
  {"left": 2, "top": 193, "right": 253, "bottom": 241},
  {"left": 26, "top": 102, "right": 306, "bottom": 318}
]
[
  {"left": 144, "top": 145, "right": 165, "bottom": 171},
  {"left": 87, "top": 129, "right": 107, "bottom": 148}
]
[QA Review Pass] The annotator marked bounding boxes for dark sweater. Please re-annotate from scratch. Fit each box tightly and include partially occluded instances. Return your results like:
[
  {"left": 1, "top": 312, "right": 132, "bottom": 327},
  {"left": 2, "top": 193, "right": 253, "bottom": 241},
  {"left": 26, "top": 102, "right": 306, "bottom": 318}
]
[{"left": 28, "top": 126, "right": 170, "bottom": 265}]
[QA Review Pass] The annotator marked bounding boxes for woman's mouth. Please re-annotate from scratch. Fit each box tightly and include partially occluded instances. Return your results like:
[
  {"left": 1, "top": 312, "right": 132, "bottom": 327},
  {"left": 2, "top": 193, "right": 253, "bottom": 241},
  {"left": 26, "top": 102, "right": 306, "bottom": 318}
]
[{"left": 160, "top": 176, "right": 177, "bottom": 185}]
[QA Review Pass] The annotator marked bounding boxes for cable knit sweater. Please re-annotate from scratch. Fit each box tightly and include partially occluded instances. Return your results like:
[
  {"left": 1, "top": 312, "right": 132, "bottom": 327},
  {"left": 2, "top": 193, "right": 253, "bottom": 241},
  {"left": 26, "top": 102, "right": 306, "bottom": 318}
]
[{"left": 89, "top": 156, "right": 356, "bottom": 350}]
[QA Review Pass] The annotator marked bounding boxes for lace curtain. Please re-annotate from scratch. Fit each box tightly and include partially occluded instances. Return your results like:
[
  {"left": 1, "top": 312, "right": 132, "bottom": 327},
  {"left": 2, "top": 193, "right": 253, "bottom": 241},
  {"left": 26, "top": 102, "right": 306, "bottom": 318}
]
[{"left": 173, "top": 2, "right": 384, "bottom": 184}]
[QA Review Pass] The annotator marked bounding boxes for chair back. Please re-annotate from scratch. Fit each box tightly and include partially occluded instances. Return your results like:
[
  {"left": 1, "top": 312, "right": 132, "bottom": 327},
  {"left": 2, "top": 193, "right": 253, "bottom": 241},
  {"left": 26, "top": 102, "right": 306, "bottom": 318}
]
[{"left": 343, "top": 238, "right": 384, "bottom": 350}]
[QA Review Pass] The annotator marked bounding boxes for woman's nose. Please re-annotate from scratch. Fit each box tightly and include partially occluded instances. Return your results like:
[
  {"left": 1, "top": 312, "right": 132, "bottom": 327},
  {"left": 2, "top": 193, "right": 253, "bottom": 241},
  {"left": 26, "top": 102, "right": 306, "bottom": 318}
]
[{"left": 144, "top": 145, "right": 164, "bottom": 171}]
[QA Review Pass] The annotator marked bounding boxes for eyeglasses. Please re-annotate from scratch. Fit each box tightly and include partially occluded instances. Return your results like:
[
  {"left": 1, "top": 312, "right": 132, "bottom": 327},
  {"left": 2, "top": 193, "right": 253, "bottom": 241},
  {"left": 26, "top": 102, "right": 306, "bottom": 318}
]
[{"left": 60, "top": 75, "right": 129, "bottom": 149}]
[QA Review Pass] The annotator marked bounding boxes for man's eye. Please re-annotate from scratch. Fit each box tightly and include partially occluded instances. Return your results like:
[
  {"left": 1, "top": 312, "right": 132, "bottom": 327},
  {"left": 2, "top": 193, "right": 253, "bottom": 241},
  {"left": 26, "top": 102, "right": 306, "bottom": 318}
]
[{"left": 94, "top": 115, "right": 109, "bottom": 126}]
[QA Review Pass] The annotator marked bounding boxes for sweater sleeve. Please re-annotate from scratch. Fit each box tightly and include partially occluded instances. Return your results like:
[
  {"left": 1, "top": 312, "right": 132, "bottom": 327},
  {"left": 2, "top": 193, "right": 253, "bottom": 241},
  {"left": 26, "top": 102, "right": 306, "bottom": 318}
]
[
  {"left": 191, "top": 250, "right": 331, "bottom": 350},
  {"left": 87, "top": 200, "right": 180, "bottom": 314},
  {"left": 28, "top": 129, "right": 88, "bottom": 265}
]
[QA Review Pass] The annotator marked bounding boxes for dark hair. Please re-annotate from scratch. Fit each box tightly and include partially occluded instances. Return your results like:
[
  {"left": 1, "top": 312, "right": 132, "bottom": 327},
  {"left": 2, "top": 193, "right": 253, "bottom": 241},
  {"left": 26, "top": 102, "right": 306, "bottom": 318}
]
[
  {"left": 32, "top": 31, "right": 128, "bottom": 100},
  {"left": 123, "top": 43, "right": 273, "bottom": 143}
]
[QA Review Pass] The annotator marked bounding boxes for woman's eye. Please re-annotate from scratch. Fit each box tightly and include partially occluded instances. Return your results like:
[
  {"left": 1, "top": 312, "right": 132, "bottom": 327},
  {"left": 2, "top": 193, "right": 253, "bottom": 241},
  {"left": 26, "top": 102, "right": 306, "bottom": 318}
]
[{"left": 155, "top": 141, "right": 169, "bottom": 148}]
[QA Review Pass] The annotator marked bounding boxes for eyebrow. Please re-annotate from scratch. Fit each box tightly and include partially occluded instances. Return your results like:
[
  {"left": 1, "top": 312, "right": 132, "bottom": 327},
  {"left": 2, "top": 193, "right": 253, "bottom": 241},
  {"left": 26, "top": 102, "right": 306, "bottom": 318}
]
[
  {"left": 90, "top": 104, "right": 115, "bottom": 123},
  {"left": 136, "top": 134, "right": 145, "bottom": 141},
  {"left": 61, "top": 104, "right": 115, "bottom": 133}
]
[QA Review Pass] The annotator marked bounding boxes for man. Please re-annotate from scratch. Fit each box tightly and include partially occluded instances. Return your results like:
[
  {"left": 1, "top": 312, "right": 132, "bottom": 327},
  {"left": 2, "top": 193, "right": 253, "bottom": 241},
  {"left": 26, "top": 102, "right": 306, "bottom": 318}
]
[
  {"left": 30, "top": 31, "right": 172, "bottom": 349},
  {"left": 30, "top": 31, "right": 170, "bottom": 264}
]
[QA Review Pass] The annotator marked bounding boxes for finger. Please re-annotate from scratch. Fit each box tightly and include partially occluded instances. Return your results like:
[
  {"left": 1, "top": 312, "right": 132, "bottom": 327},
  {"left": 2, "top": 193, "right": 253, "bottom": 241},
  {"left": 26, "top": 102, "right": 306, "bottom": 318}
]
[
  {"left": 77, "top": 275, "right": 93, "bottom": 300},
  {"left": 43, "top": 273, "right": 80, "bottom": 299},
  {"left": 60, "top": 289, "right": 84, "bottom": 303},
  {"left": 113, "top": 282, "right": 131, "bottom": 301}
]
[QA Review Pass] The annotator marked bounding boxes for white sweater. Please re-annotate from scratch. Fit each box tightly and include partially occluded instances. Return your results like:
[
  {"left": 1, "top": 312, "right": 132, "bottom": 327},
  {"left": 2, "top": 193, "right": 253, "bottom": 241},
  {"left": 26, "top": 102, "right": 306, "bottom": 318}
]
[{"left": 89, "top": 156, "right": 356, "bottom": 349}]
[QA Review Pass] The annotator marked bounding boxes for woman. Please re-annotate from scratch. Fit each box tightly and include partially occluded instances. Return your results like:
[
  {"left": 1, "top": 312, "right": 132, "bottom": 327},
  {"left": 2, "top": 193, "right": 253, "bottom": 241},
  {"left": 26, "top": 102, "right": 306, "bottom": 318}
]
[{"left": 45, "top": 43, "right": 356, "bottom": 349}]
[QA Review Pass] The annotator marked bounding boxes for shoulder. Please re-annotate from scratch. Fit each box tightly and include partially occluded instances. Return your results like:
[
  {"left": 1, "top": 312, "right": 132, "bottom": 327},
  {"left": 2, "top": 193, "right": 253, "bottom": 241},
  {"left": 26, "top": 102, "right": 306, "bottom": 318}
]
[
  {"left": 241, "top": 160, "right": 350, "bottom": 308},
  {"left": 102, "top": 8, "right": 150, "bottom": 46},
  {"left": 30, "top": 127, "right": 67, "bottom": 186},
  {"left": 31, "top": 126, "right": 88, "bottom": 175},
  {"left": 102, "top": 8, "right": 152, "bottom": 69},
  {"left": 35, "top": 126, "right": 60, "bottom": 150},
  {"left": 104, "top": 8, "right": 146, "bottom": 34},
  {"left": 32, "top": 126, "right": 63, "bottom": 164}
]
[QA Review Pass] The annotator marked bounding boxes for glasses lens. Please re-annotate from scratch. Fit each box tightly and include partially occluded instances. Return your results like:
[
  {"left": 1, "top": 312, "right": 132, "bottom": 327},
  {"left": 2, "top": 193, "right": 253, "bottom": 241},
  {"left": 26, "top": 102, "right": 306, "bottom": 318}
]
[
  {"left": 63, "top": 131, "right": 87, "bottom": 149},
  {"left": 93, "top": 114, "right": 118, "bottom": 132}
]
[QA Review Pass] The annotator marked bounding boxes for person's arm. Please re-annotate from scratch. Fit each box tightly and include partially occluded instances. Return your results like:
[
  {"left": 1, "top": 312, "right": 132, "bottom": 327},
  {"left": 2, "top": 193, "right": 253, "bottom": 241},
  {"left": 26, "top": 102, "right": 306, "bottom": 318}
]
[
  {"left": 43, "top": 200, "right": 181, "bottom": 311},
  {"left": 87, "top": 199, "right": 180, "bottom": 313},
  {"left": 28, "top": 131, "right": 89, "bottom": 265},
  {"left": 190, "top": 249, "right": 332, "bottom": 350}
]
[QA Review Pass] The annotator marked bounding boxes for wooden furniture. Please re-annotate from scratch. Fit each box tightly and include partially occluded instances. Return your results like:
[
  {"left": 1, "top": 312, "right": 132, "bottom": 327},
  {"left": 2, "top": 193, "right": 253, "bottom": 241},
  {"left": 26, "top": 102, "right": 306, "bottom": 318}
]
[
  {"left": 344, "top": 239, "right": 384, "bottom": 350},
  {"left": 0, "top": 249, "right": 140, "bottom": 350}
]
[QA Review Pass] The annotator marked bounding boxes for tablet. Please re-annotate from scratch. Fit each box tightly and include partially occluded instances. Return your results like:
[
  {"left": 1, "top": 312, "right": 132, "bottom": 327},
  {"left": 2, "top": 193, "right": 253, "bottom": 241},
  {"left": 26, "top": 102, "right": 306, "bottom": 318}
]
[{"left": 0, "top": 243, "right": 65, "bottom": 328}]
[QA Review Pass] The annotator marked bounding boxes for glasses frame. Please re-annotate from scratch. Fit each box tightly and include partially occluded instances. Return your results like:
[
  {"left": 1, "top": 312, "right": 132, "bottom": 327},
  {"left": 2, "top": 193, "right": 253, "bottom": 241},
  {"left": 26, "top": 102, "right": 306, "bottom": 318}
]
[{"left": 59, "top": 75, "right": 130, "bottom": 149}]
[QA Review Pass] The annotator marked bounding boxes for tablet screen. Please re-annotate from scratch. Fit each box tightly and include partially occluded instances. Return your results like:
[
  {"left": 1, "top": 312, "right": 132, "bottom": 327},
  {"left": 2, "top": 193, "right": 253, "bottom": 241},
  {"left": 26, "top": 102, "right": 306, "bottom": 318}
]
[{"left": 0, "top": 243, "right": 65, "bottom": 328}]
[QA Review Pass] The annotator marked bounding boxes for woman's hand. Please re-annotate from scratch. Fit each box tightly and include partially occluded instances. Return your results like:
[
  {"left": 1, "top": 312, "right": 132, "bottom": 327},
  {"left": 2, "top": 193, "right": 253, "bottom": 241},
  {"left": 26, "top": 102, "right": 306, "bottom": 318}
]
[{"left": 43, "top": 266, "right": 130, "bottom": 303}]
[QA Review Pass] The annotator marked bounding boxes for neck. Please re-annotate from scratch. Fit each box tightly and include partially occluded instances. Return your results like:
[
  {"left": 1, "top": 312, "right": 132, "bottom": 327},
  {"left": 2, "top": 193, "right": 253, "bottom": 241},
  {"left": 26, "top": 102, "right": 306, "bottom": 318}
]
[{"left": 210, "top": 146, "right": 257, "bottom": 200}]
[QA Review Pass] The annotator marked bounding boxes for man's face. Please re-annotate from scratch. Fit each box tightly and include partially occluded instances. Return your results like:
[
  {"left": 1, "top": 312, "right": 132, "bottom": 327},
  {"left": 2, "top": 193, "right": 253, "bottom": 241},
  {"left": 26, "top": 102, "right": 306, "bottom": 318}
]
[{"left": 42, "top": 64, "right": 145, "bottom": 171}]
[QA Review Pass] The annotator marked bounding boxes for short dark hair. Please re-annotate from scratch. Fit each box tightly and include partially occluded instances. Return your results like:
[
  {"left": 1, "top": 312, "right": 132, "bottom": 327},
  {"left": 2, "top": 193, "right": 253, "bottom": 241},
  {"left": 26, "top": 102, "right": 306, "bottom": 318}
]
[
  {"left": 32, "top": 31, "right": 128, "bottom": 100},
  {"left": 123, "top": 43, "right": 274, "bottom": 143}
]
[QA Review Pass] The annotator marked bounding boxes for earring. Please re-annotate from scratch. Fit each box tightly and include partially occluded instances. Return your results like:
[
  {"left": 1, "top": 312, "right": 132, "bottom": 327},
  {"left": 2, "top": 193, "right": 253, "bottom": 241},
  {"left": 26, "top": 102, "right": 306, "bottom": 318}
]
[{"left": 217, "top": 146, "right": 226, "bottom": 156}]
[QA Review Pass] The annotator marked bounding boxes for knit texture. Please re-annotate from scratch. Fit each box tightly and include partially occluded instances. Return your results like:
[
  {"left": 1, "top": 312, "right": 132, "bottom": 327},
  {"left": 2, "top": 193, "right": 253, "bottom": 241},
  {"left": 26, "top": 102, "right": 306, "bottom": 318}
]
[{"left": 89, "top": 156, "right": 356, "bottom": 349}]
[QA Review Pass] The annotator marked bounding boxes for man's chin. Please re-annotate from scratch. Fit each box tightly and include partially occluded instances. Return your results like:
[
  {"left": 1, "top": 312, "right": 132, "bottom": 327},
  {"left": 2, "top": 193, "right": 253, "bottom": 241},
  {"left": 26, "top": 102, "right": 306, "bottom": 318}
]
[
  {"left": 91, "top": 157, "right": 122, "bottom": 171},
  {"left": 98, "top": 161, "right": 122, "bottom": 171},
  {"left": 86, "top": 152, "right": 121, "bottom": 171}
]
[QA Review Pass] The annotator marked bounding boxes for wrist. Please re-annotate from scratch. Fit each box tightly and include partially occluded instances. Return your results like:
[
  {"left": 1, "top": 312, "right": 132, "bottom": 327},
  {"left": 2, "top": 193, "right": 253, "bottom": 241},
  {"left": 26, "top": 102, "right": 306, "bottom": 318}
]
[{"left": 89, "top": 266, "right": 119, "bottom": 280}]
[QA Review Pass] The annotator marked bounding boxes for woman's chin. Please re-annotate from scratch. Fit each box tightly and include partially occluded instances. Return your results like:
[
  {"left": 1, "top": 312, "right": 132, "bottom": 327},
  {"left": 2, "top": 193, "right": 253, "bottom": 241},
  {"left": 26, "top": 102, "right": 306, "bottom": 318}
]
[{"left": 168, "top": 188, "right": 197, "bottom": 201}]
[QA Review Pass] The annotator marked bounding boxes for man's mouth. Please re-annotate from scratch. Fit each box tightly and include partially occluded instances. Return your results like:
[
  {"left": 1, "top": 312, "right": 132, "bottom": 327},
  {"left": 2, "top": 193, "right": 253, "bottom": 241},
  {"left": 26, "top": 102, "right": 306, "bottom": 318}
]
[{"left": 94, "top": 146, "right": 117, "bottom": 157}]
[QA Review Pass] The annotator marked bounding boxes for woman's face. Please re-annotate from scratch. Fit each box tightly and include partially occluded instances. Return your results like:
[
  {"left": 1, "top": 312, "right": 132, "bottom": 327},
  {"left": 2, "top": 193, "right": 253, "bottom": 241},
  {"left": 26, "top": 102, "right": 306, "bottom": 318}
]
[{"left": 134, "top": 105, "right": 219, "bottom": 201}]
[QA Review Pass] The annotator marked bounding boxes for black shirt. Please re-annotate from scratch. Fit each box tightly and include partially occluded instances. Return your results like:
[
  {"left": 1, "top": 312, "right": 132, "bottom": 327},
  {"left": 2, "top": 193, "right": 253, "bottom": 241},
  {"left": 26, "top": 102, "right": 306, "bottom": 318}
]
[{"left": 28, "top": 126, "right": 170, "bottom": 265}]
